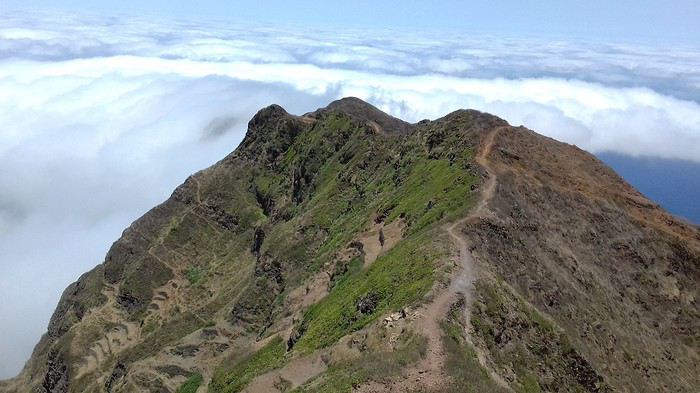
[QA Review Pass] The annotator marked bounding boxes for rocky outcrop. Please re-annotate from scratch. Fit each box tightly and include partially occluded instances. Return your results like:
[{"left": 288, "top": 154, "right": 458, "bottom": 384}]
[
  {"left": 47, "top": 267, "right": 106, "bottom": 338},
  {"left": 41, "top": 350, "right": 68, "bottom": 393}
]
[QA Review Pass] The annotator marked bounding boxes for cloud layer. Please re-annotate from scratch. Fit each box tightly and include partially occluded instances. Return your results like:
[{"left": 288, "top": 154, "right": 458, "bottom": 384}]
[{"left": 1, "top": 9, "right": 699, "bottom": 378}]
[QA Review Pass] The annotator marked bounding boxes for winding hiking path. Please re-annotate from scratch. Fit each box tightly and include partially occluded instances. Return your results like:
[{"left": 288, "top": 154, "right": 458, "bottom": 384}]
[
  {"left": 445, "top": 127, "right": 513, "bottom": 390},
  {"left": 393, "top": 127, "right": 506, "bottom": 391},
  {"left": 193, "top": 175, "right": 203, "bottom": 204},
  {"left": 247, "top": 127, "right": 507, "bottom": 393},
  {"left": 445, "top": 125, "right": 501, "bottom": 301}
]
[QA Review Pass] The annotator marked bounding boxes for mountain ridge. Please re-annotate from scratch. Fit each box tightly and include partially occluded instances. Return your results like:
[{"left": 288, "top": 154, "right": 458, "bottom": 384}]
[{"left": 2, "top": 98, "right": 698, "bottom": 393}]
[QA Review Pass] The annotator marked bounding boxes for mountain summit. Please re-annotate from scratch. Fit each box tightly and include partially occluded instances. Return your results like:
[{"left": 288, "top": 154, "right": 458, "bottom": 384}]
[{"left": 2, "top": 98, "right": 698, "bottom": 393}]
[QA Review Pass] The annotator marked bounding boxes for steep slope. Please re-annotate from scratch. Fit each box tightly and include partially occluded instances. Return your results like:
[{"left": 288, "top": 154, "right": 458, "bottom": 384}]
[
  {"left": 461, "top": 126, "right": 700, "bottom": 392},
  {"left": 1, "top": 97, "right": 698, "bottom": 393}
]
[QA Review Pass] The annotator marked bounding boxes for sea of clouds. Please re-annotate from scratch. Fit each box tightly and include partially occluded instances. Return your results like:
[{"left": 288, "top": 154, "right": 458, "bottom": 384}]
[{"left": 1, "top": 9, "right": 699, "bottom": 378}]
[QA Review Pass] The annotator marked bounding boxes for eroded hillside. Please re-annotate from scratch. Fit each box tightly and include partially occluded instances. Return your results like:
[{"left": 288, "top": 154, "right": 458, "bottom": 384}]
[{"left": 1, "top": 98, "right": 698, "bottom": 393}]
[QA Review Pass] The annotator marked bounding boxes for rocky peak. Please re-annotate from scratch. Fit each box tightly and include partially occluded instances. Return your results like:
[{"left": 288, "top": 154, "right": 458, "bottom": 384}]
[
  {"left": 312, "top": 97, "right": 415, "bottom": 135},
  {"left": 237, "top": 104, "right": 309, "bottom": 165},
  {"left": 240, "top": 104, "right": 294, "bottom": 145},
  {"left": 248, "top": 104, "right": 289, "bottom": 129}
]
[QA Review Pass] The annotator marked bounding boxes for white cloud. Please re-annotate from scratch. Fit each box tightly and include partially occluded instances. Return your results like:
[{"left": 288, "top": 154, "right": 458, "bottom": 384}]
[
  {"left": 0, "top": 68, "right": 332, "bottom": 378},
  {"left": 1, "top": 9, "right": 699, "bottom": 378}
]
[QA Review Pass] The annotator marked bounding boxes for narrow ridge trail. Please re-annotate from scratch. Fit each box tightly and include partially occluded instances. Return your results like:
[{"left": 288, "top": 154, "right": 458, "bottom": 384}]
[
  {"left": 445, "top": 125, "right": 501, "bottom": 302},
  {"left": 444, "top": 126, "right": 513, "bottom": 390},
  {"left": 400, "top": 126, "right": 506, "bottom": 390}
]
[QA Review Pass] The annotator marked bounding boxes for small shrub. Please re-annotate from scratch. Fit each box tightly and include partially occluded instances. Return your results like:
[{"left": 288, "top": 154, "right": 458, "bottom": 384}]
[{"left": 186, "top": 267, "right": 202, "bottom": 285}]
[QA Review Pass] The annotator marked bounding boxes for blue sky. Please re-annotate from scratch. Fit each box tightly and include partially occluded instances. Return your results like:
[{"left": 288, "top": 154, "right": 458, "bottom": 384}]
[
  {"left": 0, "top": 1, "right": 699, "bottom": 379},
  {"left": 4, "top": 0, "right": 700, "bottom": 44}
]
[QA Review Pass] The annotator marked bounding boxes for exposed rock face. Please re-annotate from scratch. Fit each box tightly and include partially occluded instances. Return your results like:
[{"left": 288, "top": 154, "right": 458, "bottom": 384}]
[
  {"left": 1, "top": 98, "right": 698, "bottom": 393},
  {"left": 47, "top": 267, "right": 107, "bottom": 338},
  {"left": 41, "top": 350, "right": 68, "bottom": 393},
  {"left": 356, "top": 292, "right": 380, "bottom": 314},
  {"left": 230, "top": 252, "right": 285, "bottom": 331},
  {"left": 251, "top": 227, "right": 265, "bottom": 256}
]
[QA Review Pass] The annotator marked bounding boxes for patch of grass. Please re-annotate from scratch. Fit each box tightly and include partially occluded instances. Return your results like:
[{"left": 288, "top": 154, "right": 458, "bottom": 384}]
[
  {"left": 295, "top": 231, "right": 442, "bottom": 352},
  {"left": 141, "top": 319, "right": 159, "bottom": 336},
  {"left": 521, "top": 374, "right": 542, "bottom": 393},
  {"left": 381, "top": 157, "right": 477, "bottom": 232},
  {"left": 209, "top": 336, "right": 287, "bottom": 393},
  {"left": 292, "top": 333, "right": 427, "bottom": 393},
  {"left": 329, "top": 256, "right": 363, "bottom": 289},
  {"left": 177, "top": 373, "right": 203, "bottom": 393},
  {"left": 279, "top": 125, "right": 477, "bottom": 351},
  {"left": 185, "top": 267, "right": 202, "bottom": 285},
  {"left": 441, "top": 306, "right": 511, "bottom": 393}
]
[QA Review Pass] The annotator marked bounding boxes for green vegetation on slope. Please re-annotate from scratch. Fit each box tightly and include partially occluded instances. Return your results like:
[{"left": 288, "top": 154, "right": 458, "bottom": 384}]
[
  {"left": 209, "top": 336, "right": 287, "bottom": 393},
  {"left": 291, "top": 332, "right": 427, "bottom": 393},
  {"left": 257, "top": 111, "right": 477, "bottom": 278},
  {"left": 185, "top": 267, "right": 202, "bottom": 284},
  {"left": 441, "top": 298, "right": 510, "bottom": 393},
  {"left": 209, "top": 109, "right": 481, "bottom": 391},
  {"left": 176, "top": 373, "right": 203, "bottom": 393},
  {"left": 295, "top": 230, "right": 443, "bottom": 351},
  {"left": 287, "top": 114, "right": 477, "bottom": 351}
]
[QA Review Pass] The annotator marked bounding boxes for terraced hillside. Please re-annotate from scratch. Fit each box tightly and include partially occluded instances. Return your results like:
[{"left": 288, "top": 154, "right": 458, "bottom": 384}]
[{"left": 1, "top": 98, "right": 698, "bottom": 393}]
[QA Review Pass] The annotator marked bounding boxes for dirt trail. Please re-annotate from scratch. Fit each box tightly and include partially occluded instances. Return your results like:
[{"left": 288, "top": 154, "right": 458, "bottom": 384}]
[
  {"left": 446, "top": 127, "right": 512, "bottom": 390},
  {"left": 373, "top": 127, "right": 508, "bottom": 392},
  {"left": 445, "top": 125, "right": 501, "bottom": 300},
  {"left": 193, "top": 176, "right": 203, "bottom": 204}
]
